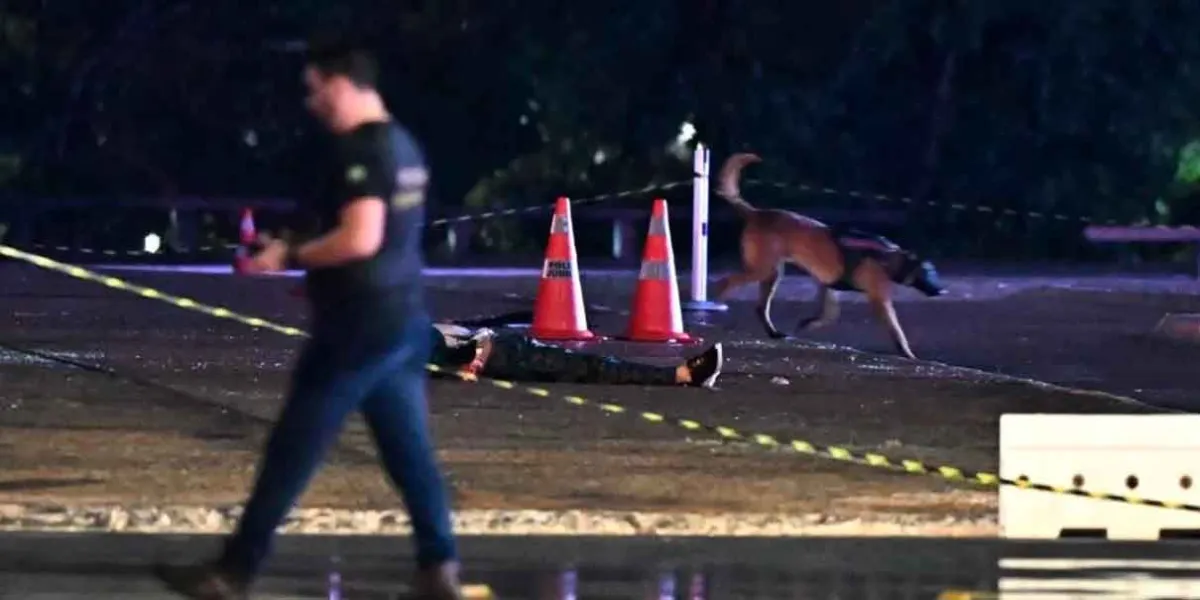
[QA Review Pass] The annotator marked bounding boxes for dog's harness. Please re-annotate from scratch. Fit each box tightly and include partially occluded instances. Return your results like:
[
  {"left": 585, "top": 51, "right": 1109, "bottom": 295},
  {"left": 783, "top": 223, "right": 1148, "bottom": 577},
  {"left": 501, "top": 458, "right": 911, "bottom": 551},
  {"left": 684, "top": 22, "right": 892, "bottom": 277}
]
[{"left": 827, "top": 227, "right": 902, "bottom": 292}]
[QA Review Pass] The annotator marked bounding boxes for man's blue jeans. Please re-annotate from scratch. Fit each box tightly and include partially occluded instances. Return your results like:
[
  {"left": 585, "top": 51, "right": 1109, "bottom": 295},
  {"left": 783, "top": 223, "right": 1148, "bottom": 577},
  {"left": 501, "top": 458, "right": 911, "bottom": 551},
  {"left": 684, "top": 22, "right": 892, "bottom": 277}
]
[{"left": 218, "top": 315, "right": 457, "bottom": 578}]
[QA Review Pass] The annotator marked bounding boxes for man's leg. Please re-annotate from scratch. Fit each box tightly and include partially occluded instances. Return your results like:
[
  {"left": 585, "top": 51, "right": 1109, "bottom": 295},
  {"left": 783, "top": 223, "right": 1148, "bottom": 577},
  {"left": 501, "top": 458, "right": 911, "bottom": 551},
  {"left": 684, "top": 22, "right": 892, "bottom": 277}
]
[
  {"left": 485, "top": 335, "right": 677, "bottom": 385},
  {"left": 362, "top": 371, "right": 457, "bottom": 564},
  {"left": 215, "top": 339, "right": 375, "bottom": 579},
  {"left": 360, "top": 324, "right": 460, "bottom": 596}
]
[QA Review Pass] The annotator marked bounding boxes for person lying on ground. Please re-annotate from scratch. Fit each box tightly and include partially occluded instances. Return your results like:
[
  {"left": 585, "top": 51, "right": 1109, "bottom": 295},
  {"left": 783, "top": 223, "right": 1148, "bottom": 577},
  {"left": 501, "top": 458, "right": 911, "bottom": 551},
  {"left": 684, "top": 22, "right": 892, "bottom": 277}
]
[{"left": 429, "top": 312, "right": 724, "bottom": 388}]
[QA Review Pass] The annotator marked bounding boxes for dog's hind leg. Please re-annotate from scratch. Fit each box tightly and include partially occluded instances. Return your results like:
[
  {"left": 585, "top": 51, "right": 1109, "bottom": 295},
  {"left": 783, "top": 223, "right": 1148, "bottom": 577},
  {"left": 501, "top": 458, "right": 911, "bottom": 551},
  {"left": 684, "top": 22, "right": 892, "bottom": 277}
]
[
  {"left": 796, "top": 285, "right": 839, "bottom": 332},
  {"left": 755, "top": 263, "right": 786, "bottom": 339}
]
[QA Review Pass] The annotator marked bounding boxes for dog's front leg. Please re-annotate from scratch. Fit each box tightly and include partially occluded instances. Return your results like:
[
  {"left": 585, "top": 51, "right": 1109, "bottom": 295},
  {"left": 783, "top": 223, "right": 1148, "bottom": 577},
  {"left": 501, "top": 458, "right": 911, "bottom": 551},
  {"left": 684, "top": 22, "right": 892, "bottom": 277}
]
[
  {"left": 796, "top": 285, "right": 839, "bottom": 332},
  {"left": 712, "top": 271, "right": 758, "bottom": 302},
  {"left": 868, "top": 294, "right": 916, "bottom": 359}
]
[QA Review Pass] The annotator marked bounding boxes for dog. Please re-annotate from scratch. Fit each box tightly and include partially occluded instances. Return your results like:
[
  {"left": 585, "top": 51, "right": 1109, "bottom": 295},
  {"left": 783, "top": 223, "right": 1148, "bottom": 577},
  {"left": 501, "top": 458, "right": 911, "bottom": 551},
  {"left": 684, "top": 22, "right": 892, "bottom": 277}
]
[{"left": 711, "top": 153, "right": 946, "bottom": 359}]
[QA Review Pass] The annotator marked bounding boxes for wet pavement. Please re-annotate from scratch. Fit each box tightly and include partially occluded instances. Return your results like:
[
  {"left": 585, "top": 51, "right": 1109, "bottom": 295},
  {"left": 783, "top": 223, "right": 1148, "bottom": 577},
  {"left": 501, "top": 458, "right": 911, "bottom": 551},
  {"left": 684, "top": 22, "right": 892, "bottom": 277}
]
[
  {"left": 3, "top": 263, "right": 1200, "bottom": 597},
  {"left": 1, "top": 263, "right": 1170, "bottom": 520},
  {"left": 5, "top": 532, "right": 1200, "bottom": 598}
]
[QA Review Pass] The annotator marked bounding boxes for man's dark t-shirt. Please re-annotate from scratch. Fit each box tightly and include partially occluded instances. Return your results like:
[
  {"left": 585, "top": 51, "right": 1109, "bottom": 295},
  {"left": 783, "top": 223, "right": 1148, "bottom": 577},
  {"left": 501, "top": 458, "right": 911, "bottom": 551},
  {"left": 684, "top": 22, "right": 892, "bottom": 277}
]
[{"left": 303, "top": 120, "right": 429, "bottom": 345}]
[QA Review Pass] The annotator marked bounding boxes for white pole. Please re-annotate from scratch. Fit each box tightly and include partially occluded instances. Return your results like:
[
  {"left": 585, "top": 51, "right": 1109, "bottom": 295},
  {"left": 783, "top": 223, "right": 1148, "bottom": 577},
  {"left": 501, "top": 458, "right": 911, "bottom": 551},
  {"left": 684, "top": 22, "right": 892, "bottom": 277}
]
[
  {"left": 690, "top": 143, "right": 709, "bottom": 303},
  {"left": 682, "top": 143, "right": 727, "bottom": 312}
]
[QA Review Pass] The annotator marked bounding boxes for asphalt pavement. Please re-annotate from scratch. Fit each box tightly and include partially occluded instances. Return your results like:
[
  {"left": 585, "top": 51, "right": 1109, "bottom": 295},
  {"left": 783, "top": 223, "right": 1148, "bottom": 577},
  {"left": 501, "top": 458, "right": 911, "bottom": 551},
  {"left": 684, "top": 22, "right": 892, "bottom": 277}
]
[
  {"left": 4, "top": 532, "right": 1200, "bottom": 599},
  {"left": 4, "top": 265, "right": 1200, "bottom": 599}
]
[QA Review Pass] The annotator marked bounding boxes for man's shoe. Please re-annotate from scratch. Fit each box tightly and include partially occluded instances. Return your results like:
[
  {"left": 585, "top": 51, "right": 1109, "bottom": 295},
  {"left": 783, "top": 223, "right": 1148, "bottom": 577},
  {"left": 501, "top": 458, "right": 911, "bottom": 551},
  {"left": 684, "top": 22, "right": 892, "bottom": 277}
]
[
  {"left": 153, "top": 562, "right": 248, "bottom": 600},
  {"left": 685, "top": 343, "right": 723, "bottom": 388},
  {"left": 410, "top": 561, "right": 465, "bottom": 600}
]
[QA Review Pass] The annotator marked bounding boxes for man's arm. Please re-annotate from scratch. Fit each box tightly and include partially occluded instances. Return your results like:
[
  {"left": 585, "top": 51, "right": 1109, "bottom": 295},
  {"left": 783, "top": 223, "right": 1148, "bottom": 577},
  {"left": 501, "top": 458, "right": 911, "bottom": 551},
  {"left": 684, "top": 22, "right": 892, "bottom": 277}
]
[
  {"left": 291, "top": 198, "right": 387, "bottom": 268},
  {"left": 290, "top": 135, "right": 427, "bottom": 268}
]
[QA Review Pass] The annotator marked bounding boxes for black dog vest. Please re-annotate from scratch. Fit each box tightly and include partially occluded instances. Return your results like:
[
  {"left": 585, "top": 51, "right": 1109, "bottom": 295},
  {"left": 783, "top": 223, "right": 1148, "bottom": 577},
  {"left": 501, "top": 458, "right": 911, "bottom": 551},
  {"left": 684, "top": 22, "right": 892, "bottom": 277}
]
[{"left": 827, "top": 227, "right": 901, "bottom": 292}]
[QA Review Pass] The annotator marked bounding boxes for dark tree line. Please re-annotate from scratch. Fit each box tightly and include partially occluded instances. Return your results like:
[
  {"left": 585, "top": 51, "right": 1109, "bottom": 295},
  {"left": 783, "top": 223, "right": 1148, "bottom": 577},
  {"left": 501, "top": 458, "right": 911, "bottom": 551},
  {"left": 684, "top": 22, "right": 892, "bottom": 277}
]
[{"left": 2, "top": 0, "right": 1199, "bottom": 259}]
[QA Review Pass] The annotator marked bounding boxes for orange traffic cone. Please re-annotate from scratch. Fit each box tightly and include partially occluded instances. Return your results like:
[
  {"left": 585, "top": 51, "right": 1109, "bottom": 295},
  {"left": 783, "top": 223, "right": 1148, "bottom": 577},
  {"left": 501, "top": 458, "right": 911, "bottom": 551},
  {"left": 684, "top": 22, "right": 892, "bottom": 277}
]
[
  {"left": 233, "top": 208, "right": 256, "bottom": 274},
  {"left": 624, "top": 199, "right": 695, "bottom": 343},
  {"left": 530, "top": 197, "right": 597, "bottom": 341}
]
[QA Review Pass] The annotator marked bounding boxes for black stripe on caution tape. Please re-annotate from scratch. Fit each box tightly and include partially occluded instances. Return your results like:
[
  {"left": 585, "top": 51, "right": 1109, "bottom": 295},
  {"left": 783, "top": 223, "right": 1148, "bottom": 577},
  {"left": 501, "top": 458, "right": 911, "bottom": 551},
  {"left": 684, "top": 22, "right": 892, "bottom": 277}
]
[
  {"left": 428, "top": 180, "right": 690, "bottom": 228},
  {"left": 2, "top": 242, "right": 1196, "bottom": 513}
]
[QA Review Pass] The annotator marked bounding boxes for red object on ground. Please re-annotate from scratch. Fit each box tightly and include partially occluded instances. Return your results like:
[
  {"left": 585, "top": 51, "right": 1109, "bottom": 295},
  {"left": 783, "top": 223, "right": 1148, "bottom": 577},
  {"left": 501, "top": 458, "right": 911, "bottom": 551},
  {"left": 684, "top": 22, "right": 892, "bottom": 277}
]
[{"left": 232, "top": 208, "right": 256, "bottom": 274}]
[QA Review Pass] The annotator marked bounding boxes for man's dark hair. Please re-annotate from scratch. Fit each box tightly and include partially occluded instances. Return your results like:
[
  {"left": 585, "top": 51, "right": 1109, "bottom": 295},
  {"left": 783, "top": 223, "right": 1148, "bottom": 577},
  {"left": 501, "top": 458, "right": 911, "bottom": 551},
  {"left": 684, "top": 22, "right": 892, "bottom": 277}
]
[{"left": 305, "top": 37, "right": 378, "bottom": 90}]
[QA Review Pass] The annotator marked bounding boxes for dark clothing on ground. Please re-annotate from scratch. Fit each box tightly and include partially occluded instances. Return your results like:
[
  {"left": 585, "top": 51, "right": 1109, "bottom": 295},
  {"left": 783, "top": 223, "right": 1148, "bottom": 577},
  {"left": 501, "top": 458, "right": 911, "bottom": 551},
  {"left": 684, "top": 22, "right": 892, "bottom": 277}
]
[
  {"left": 484, "top": 331, "right": 677, "bottom": 385},
  {"left": 430, "top": 324, "right": 677, "bottom": 385}
]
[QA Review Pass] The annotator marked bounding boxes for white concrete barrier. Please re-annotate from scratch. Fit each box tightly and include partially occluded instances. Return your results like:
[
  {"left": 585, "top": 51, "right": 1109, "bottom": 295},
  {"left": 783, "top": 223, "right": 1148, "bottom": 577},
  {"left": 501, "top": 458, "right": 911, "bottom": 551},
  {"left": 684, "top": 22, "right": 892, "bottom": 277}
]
[
  {"left": 1000, "top": 414, "right": 1200, "bottom": 540},
  {"left": 999, "top": 558, "right": 1200, "bottom": 599}
]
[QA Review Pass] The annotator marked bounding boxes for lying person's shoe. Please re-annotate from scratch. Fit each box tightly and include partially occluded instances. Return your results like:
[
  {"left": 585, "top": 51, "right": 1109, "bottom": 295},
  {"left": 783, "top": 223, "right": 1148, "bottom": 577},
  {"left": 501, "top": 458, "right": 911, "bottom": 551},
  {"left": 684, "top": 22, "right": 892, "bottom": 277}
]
[{"left": 684, "top": 343, "right": 723, "bottom": 388}]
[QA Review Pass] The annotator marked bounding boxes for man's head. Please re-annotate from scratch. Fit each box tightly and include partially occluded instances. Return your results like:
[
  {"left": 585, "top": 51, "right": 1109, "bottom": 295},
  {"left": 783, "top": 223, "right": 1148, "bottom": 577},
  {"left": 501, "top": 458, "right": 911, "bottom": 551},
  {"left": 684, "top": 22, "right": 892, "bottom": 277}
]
[
  {"left": 303, "top": 39, "right": 383, "bottom": 132},
  {"left": 893, "top": 251, "right": 946, "bottom": 298}
]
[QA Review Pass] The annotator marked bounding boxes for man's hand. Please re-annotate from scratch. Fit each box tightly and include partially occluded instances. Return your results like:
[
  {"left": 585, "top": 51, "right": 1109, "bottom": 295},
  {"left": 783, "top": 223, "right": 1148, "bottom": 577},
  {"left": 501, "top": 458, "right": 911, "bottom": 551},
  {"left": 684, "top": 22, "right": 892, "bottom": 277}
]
[{"left": 243, "top": 234, "right": 290, "bottom": 274}]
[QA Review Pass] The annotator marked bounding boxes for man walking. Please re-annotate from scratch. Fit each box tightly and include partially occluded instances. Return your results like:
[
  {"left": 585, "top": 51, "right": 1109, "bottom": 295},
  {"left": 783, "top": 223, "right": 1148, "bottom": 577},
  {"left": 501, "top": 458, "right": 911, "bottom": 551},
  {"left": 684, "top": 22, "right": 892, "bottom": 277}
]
[{"left": 155, "top": 39, "right": 462, "bottom": 600}]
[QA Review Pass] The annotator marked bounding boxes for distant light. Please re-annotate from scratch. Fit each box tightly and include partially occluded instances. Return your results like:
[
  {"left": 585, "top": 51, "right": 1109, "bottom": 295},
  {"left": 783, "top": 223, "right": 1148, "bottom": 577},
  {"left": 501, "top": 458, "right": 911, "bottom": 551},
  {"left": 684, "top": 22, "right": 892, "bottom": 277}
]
[
  {"left": 593, "top": 149, "right": 607, "bottom": 165},
  {"left": 243, "top": 130, "right": 258, "bottom": 147},
  {"left": 668, "top": 120, "right": 697, "bottom": 161},
  {"left": 143, "top": 233, "right": 161, "bottom": 254},
  {"left": 675, "top": 121, "right": 696, "bottom": 145}
]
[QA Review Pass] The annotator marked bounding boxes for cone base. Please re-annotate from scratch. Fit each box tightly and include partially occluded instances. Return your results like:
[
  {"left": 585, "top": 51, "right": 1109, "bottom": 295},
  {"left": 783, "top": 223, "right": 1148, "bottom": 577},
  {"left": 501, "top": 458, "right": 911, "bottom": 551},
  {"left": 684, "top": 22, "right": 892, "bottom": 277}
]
[
  {"left": 620, "top": 330, "right": 701, "bottom": 344},
  {"left": 681, "top": 299, "right": 729, "bottom": 312},
  {"left": 530, "top": 328, "right": 601, "bottom": 342}
]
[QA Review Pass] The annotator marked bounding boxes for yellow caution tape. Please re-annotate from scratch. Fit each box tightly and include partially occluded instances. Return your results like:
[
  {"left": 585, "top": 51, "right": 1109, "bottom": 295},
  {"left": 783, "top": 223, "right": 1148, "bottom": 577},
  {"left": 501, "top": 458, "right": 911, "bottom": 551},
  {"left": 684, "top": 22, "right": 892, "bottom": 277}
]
[{"left": 3, "top": 242, "right": 1197, "bottom": 513}]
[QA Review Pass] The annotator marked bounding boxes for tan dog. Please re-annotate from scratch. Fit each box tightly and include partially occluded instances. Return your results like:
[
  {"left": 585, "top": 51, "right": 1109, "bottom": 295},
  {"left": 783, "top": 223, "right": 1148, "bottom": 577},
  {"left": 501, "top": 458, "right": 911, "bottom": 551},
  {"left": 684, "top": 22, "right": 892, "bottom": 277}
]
[{"left": 711, "top": 153, "right": 946, "bottom": 359}]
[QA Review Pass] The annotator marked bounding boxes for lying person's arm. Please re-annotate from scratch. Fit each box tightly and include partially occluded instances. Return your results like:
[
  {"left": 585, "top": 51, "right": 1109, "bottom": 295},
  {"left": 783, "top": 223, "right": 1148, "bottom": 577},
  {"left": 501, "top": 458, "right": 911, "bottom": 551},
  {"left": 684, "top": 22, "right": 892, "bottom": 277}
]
[{"left": 429, "top": 322, "right": 496, "bottom": 380}]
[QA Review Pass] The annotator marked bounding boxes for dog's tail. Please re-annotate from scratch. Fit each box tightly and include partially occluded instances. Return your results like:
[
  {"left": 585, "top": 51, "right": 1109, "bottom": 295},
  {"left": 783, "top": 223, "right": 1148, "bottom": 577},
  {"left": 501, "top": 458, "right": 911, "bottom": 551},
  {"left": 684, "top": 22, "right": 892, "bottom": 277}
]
[{"left": 716, "top": 153, "right": 761, "bottom": 216}]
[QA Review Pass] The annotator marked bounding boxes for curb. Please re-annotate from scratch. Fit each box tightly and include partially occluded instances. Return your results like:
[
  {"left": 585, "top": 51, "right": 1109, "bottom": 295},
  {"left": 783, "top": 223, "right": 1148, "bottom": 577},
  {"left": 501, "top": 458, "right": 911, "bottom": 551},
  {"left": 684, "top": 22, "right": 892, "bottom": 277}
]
[{"left": 0, "top": 504, "right": 998, "bottom": 537}]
